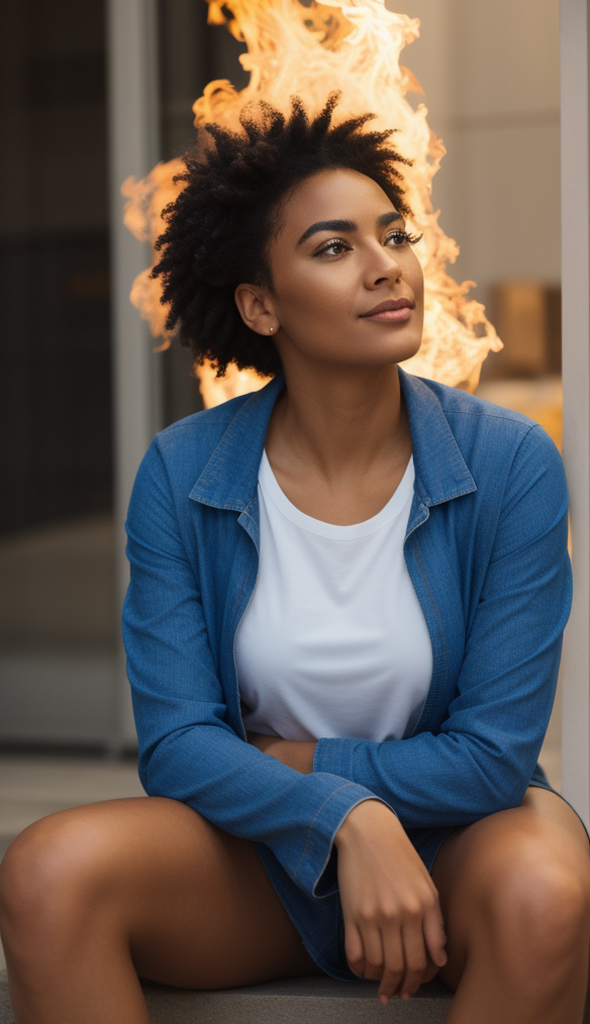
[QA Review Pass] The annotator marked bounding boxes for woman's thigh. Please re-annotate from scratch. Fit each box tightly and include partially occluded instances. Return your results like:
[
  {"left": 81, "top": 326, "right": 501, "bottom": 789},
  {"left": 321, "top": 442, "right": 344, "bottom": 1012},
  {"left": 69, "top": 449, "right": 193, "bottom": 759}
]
[
  {"left": 430, "top": 786, "right": 590, "bottom": 992},
  {"left": 0, "top": 796, "right": 323, "bottom": 990}
]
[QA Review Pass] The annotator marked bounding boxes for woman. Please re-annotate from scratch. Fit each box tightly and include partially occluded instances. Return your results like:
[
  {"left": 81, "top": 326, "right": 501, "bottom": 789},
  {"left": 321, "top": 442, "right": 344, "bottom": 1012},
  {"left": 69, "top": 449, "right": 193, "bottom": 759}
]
[{"left": 1, "top": 92, "right": 589, "bottom": 1024}]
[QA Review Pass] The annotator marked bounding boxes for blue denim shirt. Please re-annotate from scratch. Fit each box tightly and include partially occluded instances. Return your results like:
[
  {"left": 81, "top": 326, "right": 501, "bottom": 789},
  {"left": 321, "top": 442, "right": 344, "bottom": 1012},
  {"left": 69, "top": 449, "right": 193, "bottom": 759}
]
[{"left": 123, "top": 368, "right": 571, "bottom": 904}]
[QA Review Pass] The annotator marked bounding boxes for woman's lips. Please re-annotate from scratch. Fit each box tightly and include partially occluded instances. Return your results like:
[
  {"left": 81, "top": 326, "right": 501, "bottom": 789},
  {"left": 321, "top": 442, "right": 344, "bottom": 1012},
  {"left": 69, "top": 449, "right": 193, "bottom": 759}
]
[{"left": 361, "top": 306, "right": 412, "bottom": 322}]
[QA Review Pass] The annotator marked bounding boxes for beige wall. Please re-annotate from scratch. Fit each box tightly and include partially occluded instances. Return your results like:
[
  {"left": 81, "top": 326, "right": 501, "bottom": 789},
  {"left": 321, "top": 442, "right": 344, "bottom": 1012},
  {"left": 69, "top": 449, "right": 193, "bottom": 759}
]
[{"left": 386, "top": 0, "right": 561, "bottom": 311}]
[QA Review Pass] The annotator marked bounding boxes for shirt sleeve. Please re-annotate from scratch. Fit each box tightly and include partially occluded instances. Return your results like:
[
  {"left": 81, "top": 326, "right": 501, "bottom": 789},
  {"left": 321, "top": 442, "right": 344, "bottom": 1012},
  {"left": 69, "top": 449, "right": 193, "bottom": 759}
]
[
  {"left": 313, "top": 424, "right": 572, "bottom": 828},
  {"left": 122, "top": 438, "right": 384, "bottom": 898}
]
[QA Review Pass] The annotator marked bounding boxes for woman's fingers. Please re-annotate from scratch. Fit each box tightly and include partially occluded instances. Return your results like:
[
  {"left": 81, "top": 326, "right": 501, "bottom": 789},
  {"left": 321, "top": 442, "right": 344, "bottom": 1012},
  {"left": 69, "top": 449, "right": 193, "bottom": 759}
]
[
  {"left": 398, "top": 917, "right": 429, "bottom": 1000},
  {"left": 344, "top": 921, "right": 366, "bottom": 979},
  {"left": 420, "top": 951, "right": 442, "bottom": 986},
  {"left": 422, "top": 894, "right": 448, "bottom": 968},
  {"left": 377, "top": 925, "right": 405, "bottom": 1003},
  {"left": 357, "top": 925, "right": 385, "bottom": 982},
  {"left": 346, "top": 911, "right": 444, "bottom": 1005},
  {"left": 350, "top": 898, "right": 446, "bottom": 1004}
]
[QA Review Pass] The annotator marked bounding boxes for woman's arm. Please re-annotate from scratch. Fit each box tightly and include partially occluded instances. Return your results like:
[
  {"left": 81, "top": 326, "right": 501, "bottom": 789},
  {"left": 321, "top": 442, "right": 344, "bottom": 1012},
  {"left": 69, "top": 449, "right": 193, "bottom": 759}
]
[
  {"left": 123, "top": 438, "right": 384, "bottom": 900},
  {"left": 247, "top": 731, "right": 316, "bottom": 773},
  {"left": 313, "top": 425, "right": 572, "bottom": 828}
]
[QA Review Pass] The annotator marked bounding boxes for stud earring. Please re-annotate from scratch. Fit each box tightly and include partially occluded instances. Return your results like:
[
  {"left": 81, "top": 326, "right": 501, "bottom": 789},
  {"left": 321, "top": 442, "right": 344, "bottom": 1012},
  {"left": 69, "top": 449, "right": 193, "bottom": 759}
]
[{"left": 269, "top": 326, "right": 274, "bottom": 333}]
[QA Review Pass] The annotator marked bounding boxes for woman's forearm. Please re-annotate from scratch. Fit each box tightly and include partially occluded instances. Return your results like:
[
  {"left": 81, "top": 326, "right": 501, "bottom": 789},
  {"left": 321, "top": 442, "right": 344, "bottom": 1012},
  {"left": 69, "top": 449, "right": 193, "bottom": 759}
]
[{"left": 247, "top": 732, "right": 316, "bottom": 774}]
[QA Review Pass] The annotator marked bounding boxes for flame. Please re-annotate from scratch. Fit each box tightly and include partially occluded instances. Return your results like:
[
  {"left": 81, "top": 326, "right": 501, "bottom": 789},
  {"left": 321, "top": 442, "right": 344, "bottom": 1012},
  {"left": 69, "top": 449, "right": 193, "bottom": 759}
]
[{"left": 123, "top": 0, "right": 502, "bottom": 407}]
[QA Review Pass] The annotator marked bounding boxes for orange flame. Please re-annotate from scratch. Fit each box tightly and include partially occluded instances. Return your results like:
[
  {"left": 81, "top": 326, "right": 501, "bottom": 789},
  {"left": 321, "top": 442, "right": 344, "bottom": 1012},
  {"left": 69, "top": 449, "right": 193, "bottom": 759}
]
[{"left": 123, "top": 0, "right": 502, "bottom": 407}]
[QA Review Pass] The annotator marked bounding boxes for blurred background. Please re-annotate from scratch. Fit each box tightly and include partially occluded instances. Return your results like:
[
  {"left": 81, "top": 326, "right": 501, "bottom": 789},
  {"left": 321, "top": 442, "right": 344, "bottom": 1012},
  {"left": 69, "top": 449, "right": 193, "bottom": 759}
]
[{"left": 0, "top": 0, "right": 563, "bottom": 967}]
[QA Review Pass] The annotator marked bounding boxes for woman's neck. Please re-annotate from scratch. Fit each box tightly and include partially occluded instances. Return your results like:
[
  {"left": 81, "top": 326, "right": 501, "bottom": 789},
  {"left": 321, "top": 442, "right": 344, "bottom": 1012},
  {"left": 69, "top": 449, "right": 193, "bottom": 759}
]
[{"left": 265, "top": 362, "right": 411, "bottom": 485}]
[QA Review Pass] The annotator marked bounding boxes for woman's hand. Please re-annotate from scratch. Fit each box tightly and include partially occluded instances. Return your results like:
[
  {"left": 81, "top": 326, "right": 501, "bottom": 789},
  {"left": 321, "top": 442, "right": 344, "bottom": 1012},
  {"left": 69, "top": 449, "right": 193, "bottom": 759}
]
[
  {"left": 246, "top": 731, "right": 316, "bottom": 774},
  {"left": 335, "top": 799, "right": 447, "bottom": 1005}
]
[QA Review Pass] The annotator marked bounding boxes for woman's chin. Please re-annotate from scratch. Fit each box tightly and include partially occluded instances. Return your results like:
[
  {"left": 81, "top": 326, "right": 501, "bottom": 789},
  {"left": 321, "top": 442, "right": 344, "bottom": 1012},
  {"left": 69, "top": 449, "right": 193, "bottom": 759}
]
[
  {"left": 355, "top": 325, "right": 423, "bottom": 362},
  {"left": 357, "top": 337, "right": 423, "bottom": 367}
]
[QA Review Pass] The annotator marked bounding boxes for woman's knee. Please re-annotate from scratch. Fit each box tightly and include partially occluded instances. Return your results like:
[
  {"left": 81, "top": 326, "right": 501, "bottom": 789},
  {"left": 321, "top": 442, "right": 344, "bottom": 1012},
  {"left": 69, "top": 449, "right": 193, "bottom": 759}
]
[
  {"left": 2, "top": 813, "right": 93, "bottom": 923},
  {"left": 0, "top": 797, "right": 221, "bottom": 929},
  {"left": 471, "top": 830, "right": 590, "bottom": 969},
  {"left": 0, "top": 799, "right": 159, "bottom": 949}
]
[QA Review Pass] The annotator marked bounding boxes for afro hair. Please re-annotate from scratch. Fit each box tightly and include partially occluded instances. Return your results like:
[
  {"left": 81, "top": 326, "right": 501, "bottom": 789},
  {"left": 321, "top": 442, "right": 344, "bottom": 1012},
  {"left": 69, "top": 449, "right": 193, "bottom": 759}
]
[{"left": 152, "top": 90, "right": 414, "bottom": 378}]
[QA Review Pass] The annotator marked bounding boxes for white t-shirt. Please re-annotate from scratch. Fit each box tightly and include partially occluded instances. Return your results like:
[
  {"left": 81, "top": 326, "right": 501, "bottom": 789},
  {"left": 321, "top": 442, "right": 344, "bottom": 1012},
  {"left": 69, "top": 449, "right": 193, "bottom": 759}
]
[{"left": 235, "top": 449, "right": 433, "bottom": 743}]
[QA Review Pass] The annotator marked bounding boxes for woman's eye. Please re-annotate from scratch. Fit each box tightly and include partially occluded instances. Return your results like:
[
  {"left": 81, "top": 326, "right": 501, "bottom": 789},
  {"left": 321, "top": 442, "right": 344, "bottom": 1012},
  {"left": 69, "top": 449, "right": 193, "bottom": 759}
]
[
  {"left": 385, "top": 230, "right": 423, "bottom": 246},
  {"left": 315, "top": 230, "right": 422, "bottom": 258},
  {"left": 316, "top": 239, "right": 350, "bottom": 257}
]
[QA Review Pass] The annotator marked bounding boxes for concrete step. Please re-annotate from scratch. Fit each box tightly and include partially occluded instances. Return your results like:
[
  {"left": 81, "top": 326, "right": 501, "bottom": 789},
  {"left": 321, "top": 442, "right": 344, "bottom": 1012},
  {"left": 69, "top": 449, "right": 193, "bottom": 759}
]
[
  {"left": 141, "top": 975, "right": 454, "bottom": 1022},
  {"left": 0, "top": 968, "right": 452, "bottom": 1022},
  {"left": 3, "top": 968, "right": 589, "bottom": 1022}
]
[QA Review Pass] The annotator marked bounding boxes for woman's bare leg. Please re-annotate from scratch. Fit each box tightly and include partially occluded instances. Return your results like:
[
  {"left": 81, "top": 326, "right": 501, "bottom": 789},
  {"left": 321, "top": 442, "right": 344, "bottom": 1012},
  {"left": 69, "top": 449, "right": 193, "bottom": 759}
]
[
  {"left": 431, "top": 786, "right": 590, "bottom": 1024},
  {"left": 0, "top": 797, "right": 323, "bottom": 1024}
]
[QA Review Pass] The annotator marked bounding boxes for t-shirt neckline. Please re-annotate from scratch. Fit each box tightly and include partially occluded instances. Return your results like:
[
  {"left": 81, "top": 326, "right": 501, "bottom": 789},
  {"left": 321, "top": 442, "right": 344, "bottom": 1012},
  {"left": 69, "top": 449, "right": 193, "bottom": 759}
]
[{"left": 259, "top": 448, "right": 415, "bottom": 540}]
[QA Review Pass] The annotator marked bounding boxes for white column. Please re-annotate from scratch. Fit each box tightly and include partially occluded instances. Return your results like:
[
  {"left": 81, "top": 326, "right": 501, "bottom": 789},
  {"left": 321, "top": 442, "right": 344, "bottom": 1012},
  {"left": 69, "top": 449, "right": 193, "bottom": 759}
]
[
  {"left": 106, "top": 0, "right": 162, "bottom": 751},
  {"left": 560, "top": 0, "right": 590, "bottom": 825}
]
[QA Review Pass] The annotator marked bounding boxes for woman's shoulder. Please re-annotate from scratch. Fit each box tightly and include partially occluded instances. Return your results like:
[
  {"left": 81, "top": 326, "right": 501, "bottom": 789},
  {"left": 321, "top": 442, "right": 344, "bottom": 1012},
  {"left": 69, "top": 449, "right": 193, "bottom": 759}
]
[
  {"left": 135, "top": 390, "right": 254, "bottom": 494},
  {"left": 160, "top": 391, "right": 249, "bottom": 441},
  {"left": 415, "top": 374, "right": 558, "bottom": 457},
  {"left": 406, "top": 373, "right": 565, "bottom": 506},
  {"left": 161, "top": 387, "right": 254, "bottom": 435},
  {"left": 418, "top": 374, "right": 536, "bottom": 431}
]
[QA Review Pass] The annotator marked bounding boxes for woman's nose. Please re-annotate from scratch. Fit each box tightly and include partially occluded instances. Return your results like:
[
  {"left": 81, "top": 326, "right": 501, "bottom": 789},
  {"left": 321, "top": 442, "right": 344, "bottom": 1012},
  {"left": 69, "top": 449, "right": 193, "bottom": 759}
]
[{"left": 367, "top": 249, "right": 402, "bottom": 287}]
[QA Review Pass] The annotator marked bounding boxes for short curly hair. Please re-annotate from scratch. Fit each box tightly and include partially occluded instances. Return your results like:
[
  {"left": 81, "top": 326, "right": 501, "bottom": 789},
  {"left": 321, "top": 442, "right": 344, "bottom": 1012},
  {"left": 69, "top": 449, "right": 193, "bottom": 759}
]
[{"left": 152, "top": 90, "right": 413, "bottom": 378}]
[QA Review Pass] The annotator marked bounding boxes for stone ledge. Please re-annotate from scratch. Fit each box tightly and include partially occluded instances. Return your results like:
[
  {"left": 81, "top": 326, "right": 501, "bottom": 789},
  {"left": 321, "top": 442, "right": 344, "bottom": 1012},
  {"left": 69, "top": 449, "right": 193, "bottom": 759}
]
[
  {"left": 0, "top": 969, "right": 452, "bottom": 1022},
  {"left": 4, "top": 968, "right": 590, "bottom": 1022},
  {"left": 141, "top": 975, "right": 454, "bottom": 1023}
]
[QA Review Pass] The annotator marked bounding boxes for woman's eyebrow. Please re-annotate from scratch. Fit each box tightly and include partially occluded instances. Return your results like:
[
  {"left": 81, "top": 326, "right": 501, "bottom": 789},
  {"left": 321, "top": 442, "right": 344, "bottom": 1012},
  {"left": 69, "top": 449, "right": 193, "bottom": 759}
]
[{"left": 296, "top": 211, "right": 404, "bottom": 247}]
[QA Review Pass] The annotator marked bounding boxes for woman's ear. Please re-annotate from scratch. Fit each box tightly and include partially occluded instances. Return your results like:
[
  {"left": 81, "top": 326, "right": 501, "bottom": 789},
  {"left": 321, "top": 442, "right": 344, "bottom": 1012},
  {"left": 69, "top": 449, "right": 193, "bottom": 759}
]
[{"left": 234, "top": 283, "right": 279, "bottom": 336}]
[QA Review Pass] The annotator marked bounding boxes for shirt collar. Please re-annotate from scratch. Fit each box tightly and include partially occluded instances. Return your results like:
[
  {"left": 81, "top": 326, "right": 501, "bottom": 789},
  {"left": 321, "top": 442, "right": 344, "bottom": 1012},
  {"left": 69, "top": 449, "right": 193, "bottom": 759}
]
[
  {"left": 398, "top": 368, "right": 476, "bottom": 507},
  {"left": 190, "top": 367, "right": 476, "bottom": 511}
]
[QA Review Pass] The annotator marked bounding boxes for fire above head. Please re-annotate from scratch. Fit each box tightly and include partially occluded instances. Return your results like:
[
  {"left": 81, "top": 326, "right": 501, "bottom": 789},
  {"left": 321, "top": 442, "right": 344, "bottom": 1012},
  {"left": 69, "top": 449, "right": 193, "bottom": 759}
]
[{"left": 123, "top": 0, "right": 502, "bottom": 408}]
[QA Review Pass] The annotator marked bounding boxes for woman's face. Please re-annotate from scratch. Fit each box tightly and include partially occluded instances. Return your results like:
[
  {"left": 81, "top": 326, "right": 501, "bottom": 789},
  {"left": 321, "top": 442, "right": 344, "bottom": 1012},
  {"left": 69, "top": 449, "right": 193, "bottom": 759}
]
[{"left": 241, "top": 166, "right": 424, "bottom": 371}]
